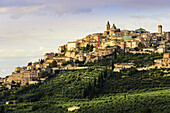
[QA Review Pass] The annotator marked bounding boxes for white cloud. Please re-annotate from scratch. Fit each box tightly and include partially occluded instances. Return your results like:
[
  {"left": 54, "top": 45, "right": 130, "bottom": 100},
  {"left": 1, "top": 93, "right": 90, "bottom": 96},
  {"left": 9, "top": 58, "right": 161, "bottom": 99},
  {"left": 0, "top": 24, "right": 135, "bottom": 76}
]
[
  {"left": 0, "top": 7, "right": 10, "bottom": 13},
  {"left": 1, "top": 69, "right": 6, "bottom": 72},
  {"left": 14, "top": 5, "right": 45, "bottom": 14},
  {"left": 0, "top": 5, "right": 45, "bottom": 18},
  {"left": 39, "top": 46, "right": 45, "bottom": 51},
  {"left": 0, "top": 49, "right": 5, "bottom": 53},
  {"left": 0, "top": 0, "right": 170, "bottom": 18},
  {"left": 16, "top": 49, "right": 25, "bottom": 52},
  {"left": 130, "top": 15, "right": 146, "bottom": 19},
  {"left": 167, "top": 12, "right": 170, "bottom": 16},
  {"left": 0, "top": 47, "right": 56, "bottom": 58},
  {"left": 29, "top": 58, "right": 40, "bottom": 62}
]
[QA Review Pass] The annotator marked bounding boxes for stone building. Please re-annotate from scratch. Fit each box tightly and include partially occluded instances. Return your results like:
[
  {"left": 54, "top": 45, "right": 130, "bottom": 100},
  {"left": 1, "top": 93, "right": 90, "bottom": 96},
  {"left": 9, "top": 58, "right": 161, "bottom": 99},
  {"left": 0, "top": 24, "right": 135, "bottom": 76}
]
[
  {"left": 65, "top": 51, "right": 78, "bottom": 58},
  {"left": 8, "top": 67, "right": 40, "bottom": 86},
  {"left": 20, "top": 70, "right": 39, "bottom": 86},
  {"left": 95, "top": 48, "right": 113, "bottom": 57},
  {"left": 67, "top": 42, "right": 78, "bottom": 51},
  {"left": 44, "top": 52, "right": 55, "bottom": 60},
  {"left": 161, "top": 53, "right": 170, "bottom": 67},
  {"left": 58, "top": 45, "right": 67, "bottom": 53}
]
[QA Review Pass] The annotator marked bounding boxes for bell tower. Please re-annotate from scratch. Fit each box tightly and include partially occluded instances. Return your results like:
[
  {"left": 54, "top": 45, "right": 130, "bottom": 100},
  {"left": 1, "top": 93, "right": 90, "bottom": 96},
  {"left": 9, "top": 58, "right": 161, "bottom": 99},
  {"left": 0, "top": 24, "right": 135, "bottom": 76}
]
[
  {"left": 158, "top": 25, "right": 162, "bottom": 34},
  {"left": 106, "top": 21, "right": 110, "bottom": 31}
]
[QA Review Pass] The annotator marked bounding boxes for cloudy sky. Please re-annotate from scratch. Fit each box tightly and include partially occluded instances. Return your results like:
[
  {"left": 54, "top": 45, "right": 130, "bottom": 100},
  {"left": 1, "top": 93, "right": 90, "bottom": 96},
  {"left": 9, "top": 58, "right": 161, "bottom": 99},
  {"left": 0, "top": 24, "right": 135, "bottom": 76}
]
[{"left": 0, "top": 0, "right": 170, "bottom": 77}]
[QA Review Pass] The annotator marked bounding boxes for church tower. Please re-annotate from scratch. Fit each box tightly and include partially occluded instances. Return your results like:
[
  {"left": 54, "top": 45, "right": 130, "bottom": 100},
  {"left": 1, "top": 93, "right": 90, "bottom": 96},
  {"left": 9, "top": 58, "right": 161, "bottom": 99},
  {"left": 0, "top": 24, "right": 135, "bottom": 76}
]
[
  {"left": 106, "top": 21, "right": 110, "bottom": 31},
  {"left": 112, "top": 24, "right": 116, "bottom": 30},
  {"left": 158, "top": 25, "right": 162, "bottom": 34}
]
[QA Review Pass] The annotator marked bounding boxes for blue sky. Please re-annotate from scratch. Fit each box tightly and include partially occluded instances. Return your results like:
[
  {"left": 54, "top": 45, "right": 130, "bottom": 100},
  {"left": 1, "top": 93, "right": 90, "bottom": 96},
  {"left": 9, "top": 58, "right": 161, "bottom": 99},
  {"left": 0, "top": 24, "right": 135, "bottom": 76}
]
[{"left": 0, "top": 0, "right": 170, "bottom": 77}]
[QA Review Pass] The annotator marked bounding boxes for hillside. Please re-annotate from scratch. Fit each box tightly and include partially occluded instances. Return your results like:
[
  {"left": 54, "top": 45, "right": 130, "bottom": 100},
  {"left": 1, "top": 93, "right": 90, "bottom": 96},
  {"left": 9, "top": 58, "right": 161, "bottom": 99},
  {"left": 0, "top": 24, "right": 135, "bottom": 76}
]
[
  {"left": 84, "top": 52, "right": 162, "bottom": 67},
  {"left": 1, "top": 65, "right": 170, "bottom": 113}
]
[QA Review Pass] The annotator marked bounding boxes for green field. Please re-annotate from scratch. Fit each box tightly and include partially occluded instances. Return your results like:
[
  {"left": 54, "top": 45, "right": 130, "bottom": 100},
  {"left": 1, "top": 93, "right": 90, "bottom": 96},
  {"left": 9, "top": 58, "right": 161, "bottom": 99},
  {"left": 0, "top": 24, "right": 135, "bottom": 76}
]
[
  {"left": 2, "top": 88, "right": 170, "bottom": 113},
  {"left": 1, "top": 67, "right": 170, "bottom": 113}
]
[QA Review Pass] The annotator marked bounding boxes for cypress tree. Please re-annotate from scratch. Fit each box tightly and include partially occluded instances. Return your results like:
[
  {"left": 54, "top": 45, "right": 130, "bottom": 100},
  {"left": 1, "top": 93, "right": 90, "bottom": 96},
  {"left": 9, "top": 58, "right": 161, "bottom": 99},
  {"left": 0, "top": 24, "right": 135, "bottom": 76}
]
[
  {"left": 123, "top": 49, "right": 125, "bottom": 58},
  {"left": 100, "top": 73, "right": 103, "bottom": 89},
  {"left": 111, "top": 58, "right": 114, "bottom": 70},
  {"left": 94, "top": 77, "right": 96, "bottom": 87},
  {"left": 83, "top": 86, "right": 87, "bottom": 98},
  {"left": 111, "top": 49, "right": 117, "bottom": 70},
  {"left": 108, "top": 70, "right": 112, "bottom": 79},
  {"left": 93, "top": 77, "right": 96, "bottom": 96},
  {"left": 97, "top": 75, "right": 101, "bottom": 88},
  {"left": 114, "top": 49, "right": 117, "bottom": 60},
  {"left": 104, "top": 67, "right": 107, "bottom": 79},
  {"left": 87, "top": 81, "right": 93, "bottom": 99}
]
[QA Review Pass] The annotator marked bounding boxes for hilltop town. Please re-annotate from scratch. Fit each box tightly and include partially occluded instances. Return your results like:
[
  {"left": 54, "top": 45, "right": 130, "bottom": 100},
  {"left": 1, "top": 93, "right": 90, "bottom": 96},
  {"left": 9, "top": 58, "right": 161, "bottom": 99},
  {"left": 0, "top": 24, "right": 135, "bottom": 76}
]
[{"left": 1, "top": 21, "right": 170, "bottom": 90}]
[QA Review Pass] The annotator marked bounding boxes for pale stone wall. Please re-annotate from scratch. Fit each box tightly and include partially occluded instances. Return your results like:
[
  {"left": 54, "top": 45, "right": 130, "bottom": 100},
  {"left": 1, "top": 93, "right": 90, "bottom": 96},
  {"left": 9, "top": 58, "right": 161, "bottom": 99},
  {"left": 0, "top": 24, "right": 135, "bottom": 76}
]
[
  {"left": 67, "top": 42, "right": 77, "bottom": 50},
  {"left": 163, "top": 53, "right": 170, "bottom": 59},
  {"left": 44, "top": 52, "right": 54, "bottom": 60}
]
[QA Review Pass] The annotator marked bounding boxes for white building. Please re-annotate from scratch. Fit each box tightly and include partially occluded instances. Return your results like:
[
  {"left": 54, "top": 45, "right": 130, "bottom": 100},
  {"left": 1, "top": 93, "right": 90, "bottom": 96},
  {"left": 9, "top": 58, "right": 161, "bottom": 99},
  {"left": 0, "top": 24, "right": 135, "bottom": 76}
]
[
  {"left": 143, "top": 48, "right": 155, "bottom": 52},
  {"left": 166, "top": 32, "right": 170, "bottom": 40},
  {"left": 156, "top": 44, "right": 168, "bottom": 53},
  {"left": 125, "top": 41, "right": 131, "bottom": 48},
  {"left": 132, "top": 41, "right": 138, "bottom": 48},
  {"left": 67, "top": 42, "right": 77, "bottom": 51},
  {"left": 157, "top": 47, "right": 165, "bottom": 53}
]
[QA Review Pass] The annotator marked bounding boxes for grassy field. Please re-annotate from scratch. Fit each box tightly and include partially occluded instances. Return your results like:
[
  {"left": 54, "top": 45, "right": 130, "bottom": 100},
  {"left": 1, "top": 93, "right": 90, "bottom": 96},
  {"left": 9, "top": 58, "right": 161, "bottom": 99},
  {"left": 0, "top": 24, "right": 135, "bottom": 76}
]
[
  {"left": 3, "top": 88, "right": 170, "bottom": 113},
  {"left": 0, "top": 67, "right": 170, "bottom": 113}
]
